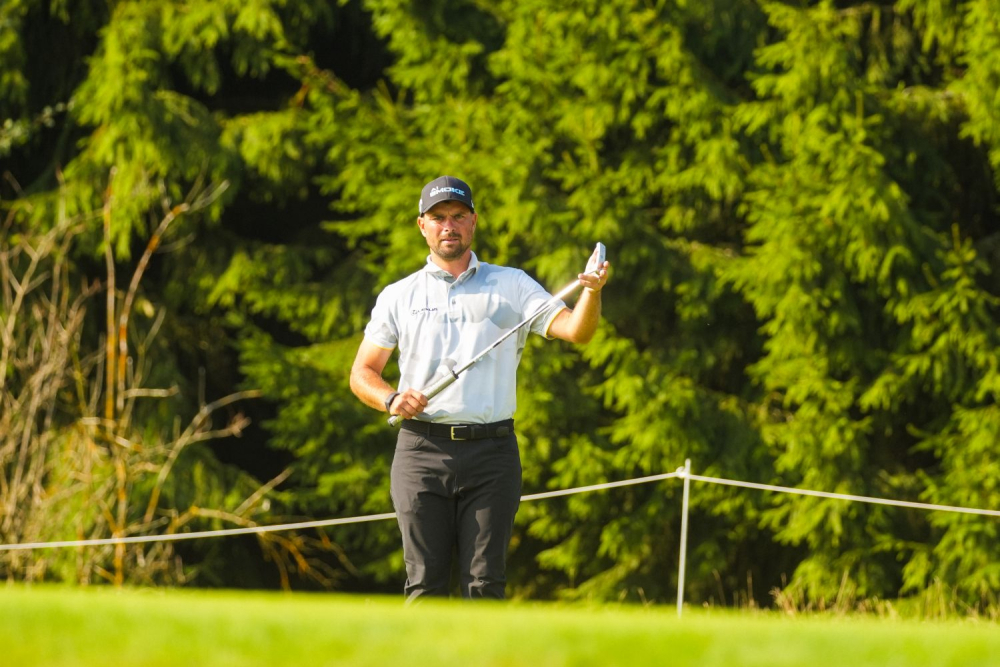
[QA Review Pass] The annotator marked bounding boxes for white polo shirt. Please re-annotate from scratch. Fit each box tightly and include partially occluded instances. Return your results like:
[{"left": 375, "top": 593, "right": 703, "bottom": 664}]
[{"left": 364, "top": 252, "right": 566, "bottom": 424}]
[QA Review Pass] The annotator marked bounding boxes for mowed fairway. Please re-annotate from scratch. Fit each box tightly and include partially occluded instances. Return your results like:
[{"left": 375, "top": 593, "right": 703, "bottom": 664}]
[{"left": 2, "top": 585, "right": 998, "bottom": 666}]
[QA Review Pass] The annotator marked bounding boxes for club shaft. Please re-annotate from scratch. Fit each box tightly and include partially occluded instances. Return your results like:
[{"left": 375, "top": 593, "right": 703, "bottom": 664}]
[
  {"left": 388, "top": 264, "right": 600, "bottom": 427},
  {"left": 454, "top": 277, "right": 585, "bottom": 375}
]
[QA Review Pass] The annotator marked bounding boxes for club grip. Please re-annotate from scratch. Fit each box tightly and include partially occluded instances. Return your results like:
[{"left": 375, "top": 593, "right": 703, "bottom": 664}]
[
  {"left": 585, "top": 242, "right": 606, "bottom": 275},
  {"left": 387, "top": 371, "right": 459, "bottom": 427}
]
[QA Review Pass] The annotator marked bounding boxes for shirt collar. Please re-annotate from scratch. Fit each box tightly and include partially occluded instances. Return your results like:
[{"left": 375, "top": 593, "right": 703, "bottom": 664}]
[{"left": 423, "top": 251, "right": 480, "bottom": 283}]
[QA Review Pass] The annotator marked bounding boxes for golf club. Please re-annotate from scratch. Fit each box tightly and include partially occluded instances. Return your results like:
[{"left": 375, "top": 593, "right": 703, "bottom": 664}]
[{"left": 388, "top": 242, "right": 607, "bottom": 427}]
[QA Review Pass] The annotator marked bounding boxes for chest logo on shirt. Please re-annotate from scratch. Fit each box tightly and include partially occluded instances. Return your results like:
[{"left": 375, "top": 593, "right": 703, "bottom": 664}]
[{"left": 411, "top": 307, "right": 439, "bottom": 315}]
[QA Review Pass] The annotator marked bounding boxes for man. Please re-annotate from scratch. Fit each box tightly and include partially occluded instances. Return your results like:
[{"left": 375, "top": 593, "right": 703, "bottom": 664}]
[{"left": 350, "top": 175, "right": 610, "bottom": 600}]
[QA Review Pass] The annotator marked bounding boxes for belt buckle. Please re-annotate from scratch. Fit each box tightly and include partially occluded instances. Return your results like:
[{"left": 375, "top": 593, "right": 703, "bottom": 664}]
[{"left": 450, "top": 426, "right": 467, "bottom": 441}]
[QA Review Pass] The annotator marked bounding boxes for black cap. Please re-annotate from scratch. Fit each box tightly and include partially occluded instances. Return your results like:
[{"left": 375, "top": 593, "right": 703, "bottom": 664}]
[{"left": 418, "top": 176, "right": 475, "bottom": 215}]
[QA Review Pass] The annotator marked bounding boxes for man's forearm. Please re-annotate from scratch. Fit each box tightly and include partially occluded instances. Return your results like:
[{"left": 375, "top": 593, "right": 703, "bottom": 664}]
[
  {"left": 562, "top": 288, "right": 602, "bottom": 344},
  {"left": 547, "top": 259, "right": 609, "bottom": 344},
  {"left": 350, "top": 365, "right": 396, "bottom": 412}
]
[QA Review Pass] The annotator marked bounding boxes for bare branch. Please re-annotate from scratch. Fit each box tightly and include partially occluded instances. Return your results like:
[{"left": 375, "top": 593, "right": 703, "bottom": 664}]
[
  {"left": 103, "top": 167, "right": 117, "bottom": 424},
  {"left": 235, "top": 467, "right": 294, "bottom": 517},
  {"left": 121, "top": 387, "right": 180, "bottom": 399},
  {"left": 116, "top": 201, "right": 187, "bottom": 413},
  {"left": 142, "top": 390, "right": 262, "bottom": 522}
]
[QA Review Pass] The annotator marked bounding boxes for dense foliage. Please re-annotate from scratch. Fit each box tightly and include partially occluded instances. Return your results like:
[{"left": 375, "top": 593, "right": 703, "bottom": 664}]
[{"left": 2, "top": 0, "right": 998, "bottom": 609}]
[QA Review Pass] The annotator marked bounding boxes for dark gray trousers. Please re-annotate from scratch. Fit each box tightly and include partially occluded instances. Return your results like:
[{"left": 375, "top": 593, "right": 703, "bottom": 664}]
[{"left": 390, "top": 428, "right": 522, "bottom": 600}]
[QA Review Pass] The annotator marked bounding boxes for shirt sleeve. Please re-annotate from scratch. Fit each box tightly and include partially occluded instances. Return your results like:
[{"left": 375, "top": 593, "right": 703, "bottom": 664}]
[
  {"left": 363, "top": 287, "right": 398, "bottom": 350},
  {"left": 519, "top": 270, "right": 567, "bottom": 339}
]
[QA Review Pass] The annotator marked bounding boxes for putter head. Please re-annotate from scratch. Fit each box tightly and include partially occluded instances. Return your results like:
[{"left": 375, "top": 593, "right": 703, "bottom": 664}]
[{"left": 585, "top": 242, "right": 606, "bottom": 275}]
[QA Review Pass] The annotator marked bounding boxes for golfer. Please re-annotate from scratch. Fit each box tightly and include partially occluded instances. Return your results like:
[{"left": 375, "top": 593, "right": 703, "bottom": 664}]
[{"left": 350, "top": 175, "right": 610, "bottom": 600}]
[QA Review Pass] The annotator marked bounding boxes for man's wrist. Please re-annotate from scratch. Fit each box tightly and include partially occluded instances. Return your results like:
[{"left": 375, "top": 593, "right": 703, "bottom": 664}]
[{"left": 384, "top": 391, "right": 400, "bottom": 413}]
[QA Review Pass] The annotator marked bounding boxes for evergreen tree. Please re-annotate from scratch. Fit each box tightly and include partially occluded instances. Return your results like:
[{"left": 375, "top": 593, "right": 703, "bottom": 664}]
[{"left": 3, "top": 0, "right": 998, "bottom": 608}]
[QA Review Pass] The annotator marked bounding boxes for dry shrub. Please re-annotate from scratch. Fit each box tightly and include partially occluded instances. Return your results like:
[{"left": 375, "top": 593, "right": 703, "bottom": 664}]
[{"left": 0, "top": 179, "right": 337, "bottom": 588}]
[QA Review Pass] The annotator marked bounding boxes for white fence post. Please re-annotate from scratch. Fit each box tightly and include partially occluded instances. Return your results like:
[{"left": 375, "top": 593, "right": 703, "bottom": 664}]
[{"left": 677, "top": 458, "right": 691, "bottom": 618}]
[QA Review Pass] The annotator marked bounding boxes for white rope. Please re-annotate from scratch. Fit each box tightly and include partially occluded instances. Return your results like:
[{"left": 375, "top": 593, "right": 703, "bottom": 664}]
[
  {"left": 687, "top": 474, "right": 1000, "bottom": 517},
  {"left": 2, "top": 468, "right": 995, "bottom": 553},
  {"left": 0, "top": 473, "right": 680, "bottom": 552},
  {"left": 0, "top": 513, "right": 399, "bottom": 552},
  {"left": 519, "top": 472, "right": 680, "bottom": 501}
]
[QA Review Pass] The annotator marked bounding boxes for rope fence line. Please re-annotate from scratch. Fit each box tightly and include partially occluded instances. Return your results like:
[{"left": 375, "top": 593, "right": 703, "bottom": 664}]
[
  {"left": 0, "top": 513, "right": 399, "bottom": 553},
  {"left": 1, "top": 467, "right": 996, "bottom": 554},
  {"left": 0, "top": 473, "right": 682, "bottom": 553},
  {"left": 519, "top": 471, "right": 680, "bottom": 501},
  {"left": 684, "top": 473, "right": 1000, "bottom": 517}
]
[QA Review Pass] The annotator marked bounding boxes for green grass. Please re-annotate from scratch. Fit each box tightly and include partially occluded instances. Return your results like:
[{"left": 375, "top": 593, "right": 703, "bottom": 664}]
[{"left": 2, "top": 585, "right": 998, "bottom": 666}]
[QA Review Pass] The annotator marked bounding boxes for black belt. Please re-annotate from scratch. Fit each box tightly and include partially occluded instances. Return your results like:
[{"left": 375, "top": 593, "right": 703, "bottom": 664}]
[{"left": 400, "top": 419, "right": 514, "bottom": 441}]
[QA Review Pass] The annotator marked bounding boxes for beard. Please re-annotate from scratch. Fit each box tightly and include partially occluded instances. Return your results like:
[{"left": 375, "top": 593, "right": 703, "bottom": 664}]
[{"left": 430, "top": 234, "right": 471, "bottom": 261}]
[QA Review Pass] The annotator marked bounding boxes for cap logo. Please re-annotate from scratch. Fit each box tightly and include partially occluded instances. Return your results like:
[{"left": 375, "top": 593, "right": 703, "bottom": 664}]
[{"left": 429, "top": 186, "right": 466, "bottom": 197}]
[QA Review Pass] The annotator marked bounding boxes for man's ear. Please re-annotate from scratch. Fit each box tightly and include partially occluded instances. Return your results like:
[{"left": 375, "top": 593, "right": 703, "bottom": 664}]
[{"left": 417, "top": 216, "right": 427, "bottom": 237}]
